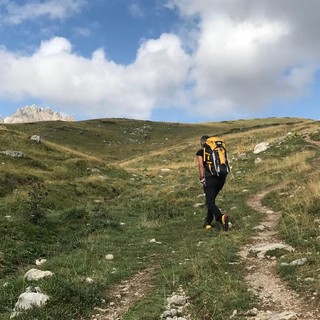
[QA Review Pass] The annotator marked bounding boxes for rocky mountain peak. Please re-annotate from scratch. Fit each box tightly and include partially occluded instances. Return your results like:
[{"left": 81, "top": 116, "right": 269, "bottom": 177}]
[{"left": 1, "top": 105, "right": 74, "bottom": 124}]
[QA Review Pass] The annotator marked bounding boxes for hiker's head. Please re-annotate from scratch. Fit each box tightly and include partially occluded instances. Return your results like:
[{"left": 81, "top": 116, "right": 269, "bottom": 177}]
[{"left": 200, "top": 135, "right": 209, "bottom": 146}]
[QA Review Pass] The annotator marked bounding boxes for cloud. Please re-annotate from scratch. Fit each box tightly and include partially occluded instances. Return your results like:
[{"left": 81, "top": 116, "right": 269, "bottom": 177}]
[
  {"left": 0, "top": 35, "right": 190, "bottom": 119},
  {"left": 166, "top": 0, "right": 320, "bottom": 117},
  {"left": 0, "top": 0, "right": 87, "bottom": 25}
]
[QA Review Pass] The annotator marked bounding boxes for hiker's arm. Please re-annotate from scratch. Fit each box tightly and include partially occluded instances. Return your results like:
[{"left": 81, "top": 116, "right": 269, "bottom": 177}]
[{"left": 197, "top": 155, "right": 205, "bottom": 180}]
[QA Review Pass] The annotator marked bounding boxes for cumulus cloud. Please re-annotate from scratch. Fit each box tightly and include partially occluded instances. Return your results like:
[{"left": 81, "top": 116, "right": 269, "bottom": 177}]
[
  {"left": 0, "top": 34, "right": 190, "bottom": 119},
  {"left": 167, "top": 0, "right": 320, "bottom": 117}
]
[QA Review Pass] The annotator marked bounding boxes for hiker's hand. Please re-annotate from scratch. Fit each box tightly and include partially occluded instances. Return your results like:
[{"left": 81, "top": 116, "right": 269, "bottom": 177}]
[{"left": 199, "top": 177, "right": 206, "bottom": 187}]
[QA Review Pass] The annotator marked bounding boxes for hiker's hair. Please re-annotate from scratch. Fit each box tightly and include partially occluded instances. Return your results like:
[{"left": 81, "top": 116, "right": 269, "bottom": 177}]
[{"left": 200, "top": 135, "right": 210, "bottom": 146}]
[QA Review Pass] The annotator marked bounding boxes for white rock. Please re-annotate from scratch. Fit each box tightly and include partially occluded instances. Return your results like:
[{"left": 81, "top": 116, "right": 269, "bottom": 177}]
[
  {"left": 193, "top": 203, "right": 204, "bottom": 208},
  {"left": 245, "top": 308, "right": 258, "bottom": 316},
  {"left": 30, "top": 135, "right": 41, "bottom": 143},
  {"left": 86, "top": 277, "right": 94, "bottom": 283},
  {"left": 149, "top": 239, "right": 162, "bottom": 244},
  {"left": 160, "top": 168, "right": 171, "bottom": 173},
  {"left": 253, "top": 142, "right": 270, "bottom": 154},
  {"left": 254, "top": 157, "right": 262, "bottom": 164},
  {"left": 105, "top": 254, "right": 114, "bottom": 260},
  {"left": 24, "top": 269, "right": 53, "bottom": 281},
  {"left": 281, "top": 258, "right": 307, "bottom": 267},
  {"left": 167, "top": 295, "right": 187, "bottom": 306},
  {"left": 253, "top": 225, "right": 267, "bottom": 231},
  {"left": 11, "top": 288, "right": 49, "bottom": 318},
  {"left": 35, "top": 259, "right": 47, "bottom": 266},
  {"left": 249, "top": 243, "right": 294, "bottom": 258},
  {"left": 230, "top": 309, "right": 238, "bottom": 318},
  {"left": 305, "top": 277, "right": 315, "bottom": 282},
  {"left": 269, "top": 311, "right": 297, "bottom": 320},
  {"left": 0, "top": 150, "right": 27, "bottom": 158}
]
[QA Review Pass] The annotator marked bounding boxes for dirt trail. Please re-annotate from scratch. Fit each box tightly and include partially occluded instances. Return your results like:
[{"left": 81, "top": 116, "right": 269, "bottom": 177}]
[
  {"left": 303, "top": 135, "right": 320, "bottom": 148},
  {"left": 83, "top": 267, "right": 155, "bottom": 320},
  {"left": 239, "top": 185, "right": 320, "bottom": 320}
]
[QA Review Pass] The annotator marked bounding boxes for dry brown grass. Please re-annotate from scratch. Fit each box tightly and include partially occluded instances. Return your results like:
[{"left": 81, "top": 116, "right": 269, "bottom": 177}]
[{"left": 254, "top": 150, "right": 313, "bottom": 175}]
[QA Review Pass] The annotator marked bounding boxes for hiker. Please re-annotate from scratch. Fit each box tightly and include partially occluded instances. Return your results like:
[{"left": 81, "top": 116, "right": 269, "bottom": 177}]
[{"left": 196, "top": 135, "right": 229, "bottom": 231}]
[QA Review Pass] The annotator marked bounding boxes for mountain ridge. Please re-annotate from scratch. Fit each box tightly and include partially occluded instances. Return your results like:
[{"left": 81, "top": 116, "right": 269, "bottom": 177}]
[{"left": 0, "top": 105, "right": 74, "bottom": 123}]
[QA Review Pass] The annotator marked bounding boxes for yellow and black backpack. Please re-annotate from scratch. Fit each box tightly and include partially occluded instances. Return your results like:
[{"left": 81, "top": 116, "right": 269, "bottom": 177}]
[{"left": 203, "top": 137, "right": 230, "bottom": 176}]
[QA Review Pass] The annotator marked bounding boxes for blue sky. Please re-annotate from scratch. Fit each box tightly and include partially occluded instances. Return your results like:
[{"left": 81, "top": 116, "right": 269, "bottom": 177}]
[{"left": 0, "top": 0, "right": 319, "bottom": 123}]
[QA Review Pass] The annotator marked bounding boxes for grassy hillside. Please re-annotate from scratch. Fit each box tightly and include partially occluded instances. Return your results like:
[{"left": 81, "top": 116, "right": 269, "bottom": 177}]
[{"left": 0, "top": 117, "right": 318, "bottom": 319}]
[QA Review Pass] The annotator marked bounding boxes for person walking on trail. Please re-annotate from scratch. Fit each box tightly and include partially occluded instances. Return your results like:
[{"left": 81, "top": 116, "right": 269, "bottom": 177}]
[{"left": 196, "top": 135, "right": 230, "bottom": 231}]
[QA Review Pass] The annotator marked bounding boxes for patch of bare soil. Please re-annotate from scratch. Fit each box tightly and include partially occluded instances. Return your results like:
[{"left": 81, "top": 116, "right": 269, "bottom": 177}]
[
  {"left": 85, "top": 267, "right": 155, "bottom": 320},
  {"left": 239, "top": 185, "right": 320, "bottom": 320}
]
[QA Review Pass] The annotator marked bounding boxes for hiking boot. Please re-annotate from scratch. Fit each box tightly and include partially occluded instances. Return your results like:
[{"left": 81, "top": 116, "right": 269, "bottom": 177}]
[
  {"left": 221, "top": 214, "right": 229, "bottom": 231},
  {"left": 205, "top": 224, "right": 212, "bottom": 230}
]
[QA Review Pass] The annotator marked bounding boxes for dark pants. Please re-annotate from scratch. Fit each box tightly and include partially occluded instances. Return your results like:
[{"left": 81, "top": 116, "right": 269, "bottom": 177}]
[{"left": 204, "top": 175, "right": 226, "bottom": 226}]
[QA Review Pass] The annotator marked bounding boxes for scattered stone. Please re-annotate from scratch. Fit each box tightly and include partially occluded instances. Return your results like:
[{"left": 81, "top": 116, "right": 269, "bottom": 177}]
[
  {"left": 35, "top": 259, "right": 47, "bottom": 266},
  {"left": 266, "top": 210, "right": 274, "bottom": 214},
  {"left": 87, "top": 168, "right": 101, "bottom": 173},
  {"left": 304, "top": 277, "right": 315, "bottom": 282},
  {"left": 193, "top": 203, "right": 204, "bottom": 208},
  {"left": 230, "top": 309, "right": 238, "bottom": 318},
  {"left": 253, "top": 225, "right": 267, "bottom": 231},
  {"left": 30, "top": 135, "right": 41, "bottom": 143},
  {"left": 244, "top": 308, "right": 258, "bottom": 316},
  {"left": 161, "top": 286, "right": 190, "bottom": 319},
  {"left": 249, "top": 242, "right": 294, "bottom": 258},
  {"left": 281, "top": 258, "right": 307, "bottom": 267},
  {"left": 255, "top": 157, "right": 262, "bottom": 164},
  {"left": 160, "top": 168, "right": 171, "bottom": 173},
  {"left": 238, "top": 153, "right": 247, "bottom": 159},
  {"left": 269, "top": 311, "right": 297, "bottom": 320},
  {"left": 86, "top": 277, "right": 94, "bottom": 283},
  {"left": 105, "top": 254, "right": 114, "bottom": 261},
  {"left": 0, "top": 150, "right": 27, "bottom": 158},
  {"left": 253, "top": 142, "right": 270, "bottom": 154},
  {"left": 167, "top": 295, "right": 187, "bottom": 306},
  {"left": 149, "top": 239, "right": 162, "bottom": 244},
  {"left": 11, "top": 286, "right": 49, "bottom": 318},
  {"left": 24, "top": 269, "right": 54, "bottom": 281}
]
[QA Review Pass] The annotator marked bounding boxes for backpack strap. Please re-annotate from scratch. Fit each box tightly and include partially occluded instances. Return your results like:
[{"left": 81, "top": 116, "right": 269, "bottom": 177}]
[{"left": 203, "top": 146, "right": 214, "bottom": 175}]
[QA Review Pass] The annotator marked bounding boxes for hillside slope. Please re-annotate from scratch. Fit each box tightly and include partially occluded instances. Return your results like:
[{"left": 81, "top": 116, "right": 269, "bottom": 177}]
[{"left": 0, "top": 117, "right": 318, "bottom": 320}]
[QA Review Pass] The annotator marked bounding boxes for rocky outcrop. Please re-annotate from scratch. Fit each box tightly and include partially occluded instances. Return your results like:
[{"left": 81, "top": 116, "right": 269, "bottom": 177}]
[{"left": 4, "top": 105, "right": 74, "bottom": 123}]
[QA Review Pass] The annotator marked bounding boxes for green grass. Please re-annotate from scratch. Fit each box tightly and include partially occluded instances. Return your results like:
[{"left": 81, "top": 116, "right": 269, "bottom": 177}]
[{"left": 0, "top": 117, "right": 318, "bottom": 319}]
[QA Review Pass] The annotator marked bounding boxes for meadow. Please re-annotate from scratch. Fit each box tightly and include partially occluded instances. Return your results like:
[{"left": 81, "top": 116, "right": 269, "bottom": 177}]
[{"left": 0, "top": 117, "right": 318, "bottom": 319}]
